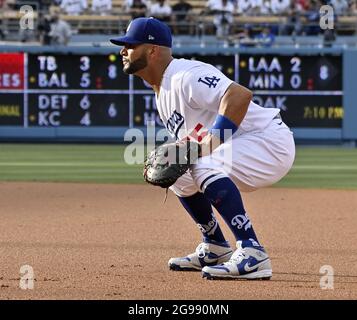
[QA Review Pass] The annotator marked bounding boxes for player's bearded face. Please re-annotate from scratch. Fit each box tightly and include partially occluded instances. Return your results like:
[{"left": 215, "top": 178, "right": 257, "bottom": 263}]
[{"left": 123, "top": 52, "right": 148, "bottom": 74}]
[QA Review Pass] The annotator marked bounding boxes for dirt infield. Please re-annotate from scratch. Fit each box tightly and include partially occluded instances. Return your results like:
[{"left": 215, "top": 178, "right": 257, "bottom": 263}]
[{"left": 0, "top": 182, "right": 356, "bottom": 300}]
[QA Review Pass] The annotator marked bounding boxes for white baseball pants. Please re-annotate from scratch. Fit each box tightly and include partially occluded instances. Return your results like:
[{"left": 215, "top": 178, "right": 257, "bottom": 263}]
[{"left": 170, "top": 117, "right": 296, "bottom": 197}]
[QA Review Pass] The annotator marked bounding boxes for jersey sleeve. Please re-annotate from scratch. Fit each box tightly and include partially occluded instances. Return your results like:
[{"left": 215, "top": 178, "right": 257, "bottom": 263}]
[{"left": 180, "top": 63, "right": 234, "bottom": 112}]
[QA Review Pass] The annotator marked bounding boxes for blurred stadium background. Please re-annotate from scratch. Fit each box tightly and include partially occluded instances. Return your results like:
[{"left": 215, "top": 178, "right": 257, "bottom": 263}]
[{"left": 0, "top": 0, "right": 357, "bottom": 186}]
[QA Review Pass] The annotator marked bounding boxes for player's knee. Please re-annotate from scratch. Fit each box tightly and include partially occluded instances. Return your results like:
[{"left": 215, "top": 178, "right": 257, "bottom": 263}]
[
  {"left": 192, "top": 171, "right": 237, "bottom": 209},
  {"left": 169, "top": 181, "right": 198, "bottom": 197},
  {"left": 168, "top": 172, "right": 199, "bottom": 197},
  {"left": 190, "top": 166, "right": 227, "bottom": 194}
]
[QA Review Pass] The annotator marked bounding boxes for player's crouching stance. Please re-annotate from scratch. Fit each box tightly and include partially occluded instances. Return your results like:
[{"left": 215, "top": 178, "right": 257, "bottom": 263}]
[{"left": 111, "top": 18, "right": 295, "bottom": 280}]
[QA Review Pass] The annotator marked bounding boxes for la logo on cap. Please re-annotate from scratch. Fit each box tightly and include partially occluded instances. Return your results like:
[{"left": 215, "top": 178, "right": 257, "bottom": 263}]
[{"left": 148, "top": 35, "right": 155, "bottom": 40}]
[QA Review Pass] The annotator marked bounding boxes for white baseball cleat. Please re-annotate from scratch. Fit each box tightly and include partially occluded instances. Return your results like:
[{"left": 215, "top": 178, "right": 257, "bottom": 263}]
[
  {"left": 168, "top": 241, "right": 233, "bottom": 271},
  {"left": 202, "top": 239, "right": 272, "bottom": 280}
]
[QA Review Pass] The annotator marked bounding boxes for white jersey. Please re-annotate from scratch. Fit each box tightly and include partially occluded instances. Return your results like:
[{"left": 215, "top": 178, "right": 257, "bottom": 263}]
[
  {"left": 149, "top": 2, "right": 172, "bottom": 16},
  {"left": 270, "top": 0, "right": 290, "bottom": 14},
  {"left": 92, "top": 0, "right": 112, "bottom": 13},
  {"left": 60, "top": 0, "right": 87, "bottom": 15},
  {"left": 155, "top": 58, "right": 280, "bottom": 141}
]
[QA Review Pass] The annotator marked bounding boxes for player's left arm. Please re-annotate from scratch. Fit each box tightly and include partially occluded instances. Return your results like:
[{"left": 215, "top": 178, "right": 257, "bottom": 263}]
[
  {"left": 199, "top": 82, "right": 252, "bottom": 157},
  {"left": 217, "top": 82, "right": 252, "bottom": 130}
]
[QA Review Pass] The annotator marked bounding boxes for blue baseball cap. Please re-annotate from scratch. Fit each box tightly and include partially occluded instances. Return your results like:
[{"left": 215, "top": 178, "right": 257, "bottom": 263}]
[{"left": 110, "top": 17, "right": 172, "bottom": 48}]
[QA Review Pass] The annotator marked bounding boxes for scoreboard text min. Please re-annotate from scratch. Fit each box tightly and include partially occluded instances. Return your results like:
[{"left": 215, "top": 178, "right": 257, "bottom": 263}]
[
  {"left": 0, "top": 52, "right": 343, "bottom": 128},
  {"left": 238, "top": 54, "right": 343, "bottom": 128}
]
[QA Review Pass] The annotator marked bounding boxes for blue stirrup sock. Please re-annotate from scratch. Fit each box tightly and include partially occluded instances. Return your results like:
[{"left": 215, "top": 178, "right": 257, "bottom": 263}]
[
  {"left": 178, "top": 192, "right": 226, "bottom": 244},
  {"left": 203, "top": 177, "right": 259, "bottom": 243}
]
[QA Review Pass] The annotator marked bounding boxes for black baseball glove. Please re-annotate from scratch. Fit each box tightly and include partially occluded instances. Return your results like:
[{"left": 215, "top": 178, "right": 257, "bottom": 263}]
[{"left": 143, "top": 140, "right": 201, "bottom": 188}]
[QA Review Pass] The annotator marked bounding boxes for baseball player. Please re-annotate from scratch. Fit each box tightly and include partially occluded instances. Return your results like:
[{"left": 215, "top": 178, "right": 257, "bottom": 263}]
[{"left": 110, "top": 17, "right": 295, "bottom": 280}]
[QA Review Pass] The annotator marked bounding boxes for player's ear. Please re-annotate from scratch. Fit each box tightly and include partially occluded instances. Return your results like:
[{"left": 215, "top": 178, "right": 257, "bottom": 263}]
[{"left": 149, "top": 45, "right": 160, "bottom": 57}]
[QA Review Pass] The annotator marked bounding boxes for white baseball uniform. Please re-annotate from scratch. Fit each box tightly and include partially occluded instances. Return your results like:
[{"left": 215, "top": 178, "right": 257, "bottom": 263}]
[{"left": 155, "top": 58, "right": 295, "bottom": 196}]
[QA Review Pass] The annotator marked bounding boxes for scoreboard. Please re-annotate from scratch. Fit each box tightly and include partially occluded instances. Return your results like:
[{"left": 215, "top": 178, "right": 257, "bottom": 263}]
[
  {"left": 1, "top": 53, "right": 131, "bottom": 127},
  {"left": 238, "top": 54, "right": 343, "bottom": 128},
  {"left": 0, "top": 52, "right": 343, "bottom": 129}
]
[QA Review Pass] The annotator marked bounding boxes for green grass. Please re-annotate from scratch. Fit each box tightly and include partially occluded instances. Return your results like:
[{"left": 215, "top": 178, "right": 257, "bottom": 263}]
[
  {"left": 275, "top": 147, "right": 357, "bottom": 189},
  {"left": 0, "top": 144, "right": 143, "bottom": 184},
  {"left": 0, "top": 144, "right": 357, "bottom": 189}
]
